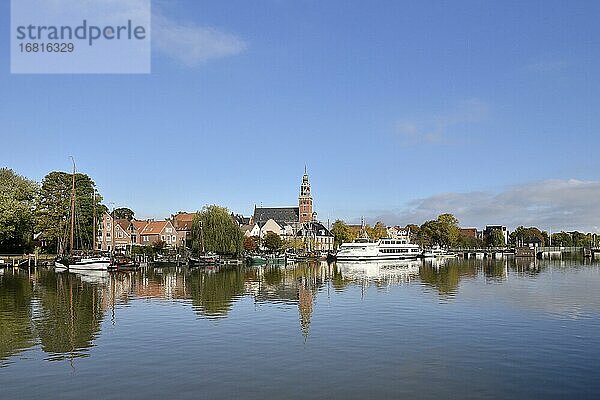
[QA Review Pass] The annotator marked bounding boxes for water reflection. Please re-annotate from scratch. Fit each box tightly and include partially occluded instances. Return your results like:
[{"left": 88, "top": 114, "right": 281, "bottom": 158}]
[
  {"left": 0, "top": 270, "right": 35, "bottom": 365},
  {"left": 0, "top": 256, "right": 598, "bottom": 366},
  {"left": 419, "top": 259, "right": 477, "bottom": 296},
  {"left": 34, "top": 269, "right": 105, "bottom": 361}
]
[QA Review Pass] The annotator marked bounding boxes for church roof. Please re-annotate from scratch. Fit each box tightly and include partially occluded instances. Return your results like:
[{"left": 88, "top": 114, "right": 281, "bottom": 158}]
[
  {"left": 253, "top": 207, "right": 299, "bottom": 224},
  {"left": 296, "top": 221, "right": 333, "bottom": 237}
]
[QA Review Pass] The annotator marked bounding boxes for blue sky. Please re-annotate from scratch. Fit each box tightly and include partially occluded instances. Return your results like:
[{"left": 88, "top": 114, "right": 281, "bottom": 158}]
[{"left": 1, "top": 1, "right": 599, "bottom": 231}]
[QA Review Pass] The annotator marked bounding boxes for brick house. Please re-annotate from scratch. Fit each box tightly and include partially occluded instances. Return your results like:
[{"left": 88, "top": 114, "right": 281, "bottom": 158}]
[
  {"left": 173, "top": 212, "right": 195, "bottom": 248},
  {"left": 97, "top": 212, "right": 138, "bottom": 252},
  {"left": 138, "top": 220, "right": 178, "bottom": 248}
]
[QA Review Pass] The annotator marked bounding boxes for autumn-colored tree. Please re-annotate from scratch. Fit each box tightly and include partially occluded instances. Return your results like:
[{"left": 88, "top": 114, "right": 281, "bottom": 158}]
[{"left": 243, "top": 236, "right": 258, "bottom": 252}]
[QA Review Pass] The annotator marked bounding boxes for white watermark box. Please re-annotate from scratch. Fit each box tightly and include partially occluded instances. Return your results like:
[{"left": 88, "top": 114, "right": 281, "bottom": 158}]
[{"left": 11, "top": 0, "right": 151, "bottom": 74}]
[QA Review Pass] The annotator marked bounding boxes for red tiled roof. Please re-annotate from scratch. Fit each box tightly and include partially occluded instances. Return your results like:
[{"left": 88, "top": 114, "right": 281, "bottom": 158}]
[
  {"left": 132, "top": 220, "right": 147, "bottom": 232},
  {"left": 140, "top": 220, "right": 168, "bottom": 235},
  {"left": 174, "top": 213, "right": 195, "bottom": 231},
  {"left": 115, "top": 219, "right": 131, "bottom": 231}
]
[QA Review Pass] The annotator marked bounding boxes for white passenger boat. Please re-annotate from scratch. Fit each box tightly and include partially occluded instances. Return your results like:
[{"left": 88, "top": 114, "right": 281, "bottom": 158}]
[{"left": 336, "top": 237, "right": 421, "bottom": 261}]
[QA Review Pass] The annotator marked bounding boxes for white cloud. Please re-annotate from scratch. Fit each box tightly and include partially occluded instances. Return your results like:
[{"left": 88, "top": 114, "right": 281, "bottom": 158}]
[
  {"left": 153, "top": 14, "right": 246, "bottom": 67},
  {"left": 365, "top": 179, "right": 600, "bottom": 233},
  {"left": 396, "top": 98, "right": 489, "bottom": 144},
  {"left": 30, "top": 0, "right": 246, "bottom": 67}
]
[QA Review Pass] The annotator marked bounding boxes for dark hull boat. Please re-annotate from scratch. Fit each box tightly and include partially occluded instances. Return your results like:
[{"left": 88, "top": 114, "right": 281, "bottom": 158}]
[{"left": 188, "top": 255, "right": 219, "bottom": 267}]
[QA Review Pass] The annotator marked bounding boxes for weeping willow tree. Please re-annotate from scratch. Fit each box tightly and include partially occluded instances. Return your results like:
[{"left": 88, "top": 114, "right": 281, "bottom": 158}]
[{"left": 191, "top": 205, "right": 244, "bottom": 256}]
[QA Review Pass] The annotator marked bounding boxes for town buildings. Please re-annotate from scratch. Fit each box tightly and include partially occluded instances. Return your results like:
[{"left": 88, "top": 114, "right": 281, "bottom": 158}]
[
  {"left": 173, "top": 212, "right": 195, "bottom": 248},
  {"left": 97, "top": 212, "right": 178, "bottom": 251},
  {"left": 247, "top": 169, "right": 334, "bottom": 251}
]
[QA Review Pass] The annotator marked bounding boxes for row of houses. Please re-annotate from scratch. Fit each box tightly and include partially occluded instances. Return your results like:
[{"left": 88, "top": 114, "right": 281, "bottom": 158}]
[
  {"left": 95, "top": 169, "right": 335, "bottom": 253},
  {"left": 97, "top": 212, "right": 195, "bottom": 252}
]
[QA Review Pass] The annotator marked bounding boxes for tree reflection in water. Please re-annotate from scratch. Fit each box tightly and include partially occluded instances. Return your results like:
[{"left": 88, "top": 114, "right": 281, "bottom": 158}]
[
  {"left": 0, "top": 269, "right": 35, "bottom": 366},
  {"left": 34, "top": 269, "right": 105, "bottom": 361},
  {"left": 1, "top": 257, "right": 595, "bottom": 367},
  {"left": 418, "top": 260, "right": 477, "bottom": 297},
  {"left": 186, "top": 267, "right": 246, "bottom": 318}
]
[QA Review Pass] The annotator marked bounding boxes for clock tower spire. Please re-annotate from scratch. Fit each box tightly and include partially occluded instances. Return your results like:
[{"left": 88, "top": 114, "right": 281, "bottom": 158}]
[{"left": 299, "top": 168, "right": 313, "bottom": 223}]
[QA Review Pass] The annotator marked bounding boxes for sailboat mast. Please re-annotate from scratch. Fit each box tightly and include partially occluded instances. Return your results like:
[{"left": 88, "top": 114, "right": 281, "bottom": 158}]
[
  {"left": 92, "top": 192, "right": 96, "bottom": 251},
  {"left": 200, "top": 221, "right": 205, "bottom": 254},
  {"left": 69, "top": 157, "right": 76, "bottom": 256}
]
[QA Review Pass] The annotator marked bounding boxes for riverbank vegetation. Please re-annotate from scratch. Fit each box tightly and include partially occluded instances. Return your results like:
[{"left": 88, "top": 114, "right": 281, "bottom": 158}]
[{"left": 191, "top": 205, "right": 244, "bottom": 257}]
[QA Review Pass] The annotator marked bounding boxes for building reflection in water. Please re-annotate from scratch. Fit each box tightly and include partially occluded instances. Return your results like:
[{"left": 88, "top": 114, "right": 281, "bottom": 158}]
[{"left": 1, "top": 256, "right": 597, "bottom": 365}]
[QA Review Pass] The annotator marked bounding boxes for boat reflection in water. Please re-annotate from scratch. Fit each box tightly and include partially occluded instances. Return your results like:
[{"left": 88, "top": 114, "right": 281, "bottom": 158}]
[
  {"left": 336, "top": 259, "right": 421, "bottom": 285},
  {"left": 67, "top": 269, "right": 111, "bottom": 285}
]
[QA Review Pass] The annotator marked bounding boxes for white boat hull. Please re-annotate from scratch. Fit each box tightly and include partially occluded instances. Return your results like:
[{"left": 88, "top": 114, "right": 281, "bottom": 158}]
[
  {"left": 336, "top": 238, "right": 421, "bottom": 261},
  {"left": 55, "top": 258, "right": 110, "bottom": 271},
  {"left": 336, "top": 254, "right": 419, "bottom": 261}
]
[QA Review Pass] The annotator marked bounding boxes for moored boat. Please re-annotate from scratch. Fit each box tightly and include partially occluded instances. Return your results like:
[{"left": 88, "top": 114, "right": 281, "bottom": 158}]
[
  {"left": 336, "top": 237, "right": 421, "bottom": 261},
  {"left": 189, "top": 254, "right": 219, "bottom": 267},
  {"left": 55, "top": 254, "right": 111, "bottom": 270}
]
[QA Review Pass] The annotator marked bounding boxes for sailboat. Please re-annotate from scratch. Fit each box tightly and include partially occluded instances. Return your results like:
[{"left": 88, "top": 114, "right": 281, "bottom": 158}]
[
  {"left": 54, "top": 158, "right": 110, "bottom": 271},
  {"left": 188, "top": 220, "right": 219, "bottom": 267}
]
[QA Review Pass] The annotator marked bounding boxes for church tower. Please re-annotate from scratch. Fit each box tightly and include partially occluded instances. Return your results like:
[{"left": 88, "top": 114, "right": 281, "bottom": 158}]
[{"left": 298, "top": 167, "right": 313, "bottom": 223}]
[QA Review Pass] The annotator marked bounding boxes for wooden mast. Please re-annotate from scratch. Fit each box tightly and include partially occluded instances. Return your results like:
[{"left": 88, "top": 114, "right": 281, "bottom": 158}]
[
  {"left": 92, "top": 191, "right": 96, "bottom": 252},
  {"left": 69, "top": 156, "right": 76, "bottom": 256}
]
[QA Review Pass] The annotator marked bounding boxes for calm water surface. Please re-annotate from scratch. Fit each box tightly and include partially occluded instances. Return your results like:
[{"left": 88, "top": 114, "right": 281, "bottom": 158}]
[{"left": 1, "top": 258, "right": 599, "bottom": 399}]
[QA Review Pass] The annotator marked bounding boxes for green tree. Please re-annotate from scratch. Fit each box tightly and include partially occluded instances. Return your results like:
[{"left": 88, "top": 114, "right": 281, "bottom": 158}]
[
  {"left": 405, "top": 224, "right": 420, "bottom": 243},
  {"left": 437, "top": 213, "right": 460, "bottom": 247},
  {"left": 571, "top": 231, "right": 592, "bottom": 247},
  {"left": 113, "top": 207, "right": 134, "bottom": 221},
  {"left": 367, "top": 221, "right": 388, "bottom": 240},
  {"left": 263, "top": 232, "right": 283, "bottom": 253},
  {"left": 36, "top": 171, "right": 102, "bottom": 253},
  {"left": 0, "top": 168, "right": 38, "bottom": 252},
  {"left": 510, "top": 226, "right": 545, "bottom": 247},
  {"left": 418, "top": 213, "right": 460, "bottom": 247},
  {"left": 418, "top": 219, "right": 439, "bottom": 246},
  {"left": 551, "top": 231, "right": 572, "bottom": 246},
  {"left": 285, "top": 236, "right": 305, "bottom": 251},
  {"left": 456, "top": 234, "right": 484, "bottom": 248},
  {"left": 191, "top": 205, "right": 243, "bottom": 256},
  {"left": 486, "top": 229, "right": 505, "bottom": 247},
  {"left": 331, "top": 220, "right": 355, "bottom": 248}
]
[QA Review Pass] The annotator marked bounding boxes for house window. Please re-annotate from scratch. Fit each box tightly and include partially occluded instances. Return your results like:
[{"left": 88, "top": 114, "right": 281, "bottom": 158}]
[{"left": 118, "top": 231, "right": 123, "bottom": 239}]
